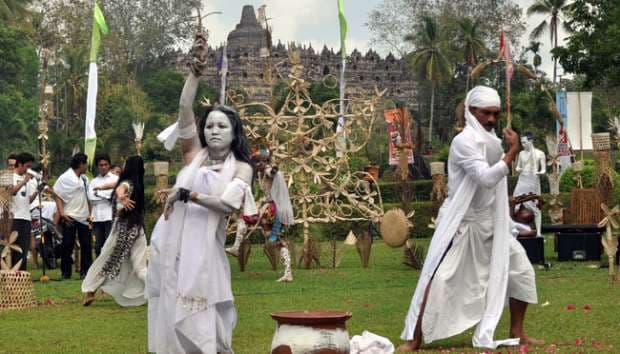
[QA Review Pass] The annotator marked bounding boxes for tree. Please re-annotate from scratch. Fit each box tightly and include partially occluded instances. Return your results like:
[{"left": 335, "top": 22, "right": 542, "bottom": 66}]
[
  {"left": 0, "top": 0, "right": 32, "bottom": 23},
  {"left": 367, "top": 0, "right": 525, "bottom": 56},
  {"left": 526, "top": 41, "right": 543, "bottom": 73},
  {"left": 0, "top": 22, "right": 38, "bottom": 161},
  {"left": 406, "top": 16, "right": 453, "bottom": 144},
  {"left": 527, "top": 0, "right": 574, "bottom": 84},
  {"left": 554, "top": 0, "right": 620, "bottom": 88},
  {"left": 455, "top": 18, "right": 487, "bottom": 93}
]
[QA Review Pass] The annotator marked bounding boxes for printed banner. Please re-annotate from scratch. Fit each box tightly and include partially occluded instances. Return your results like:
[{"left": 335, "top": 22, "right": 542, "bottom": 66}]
[{"left": 384, "top": 108, "right": 414, "bottom": 166}]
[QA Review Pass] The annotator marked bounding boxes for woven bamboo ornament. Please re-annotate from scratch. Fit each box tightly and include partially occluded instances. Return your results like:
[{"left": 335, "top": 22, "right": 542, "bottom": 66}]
[
  {"left": 229, "top": 48, "right": 392, "bottom": 269},
  {"left": 380, "top": 208, "right": 410, "bottom": 248},
  {"left": 0, "top": 270, "right": 37, "bottom": 311},
  {"left": 593, "top": 151, "right": 614, "bottom": 204},
  {"left": 0, "top": 231, "right": 22, "bottom": 271},
  {"left": 573, "top": 161, "right": 584, "bottom": 189},
  {"left": 598, "top": 203, "right": 619, "bottom": 282}
]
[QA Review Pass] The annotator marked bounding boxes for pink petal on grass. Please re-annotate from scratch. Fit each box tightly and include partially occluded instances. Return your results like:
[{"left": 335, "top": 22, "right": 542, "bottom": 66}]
[
  {"left": 583, "top": 304, "right": 592, "bottom": 312},
  {"left": 575, "top": 338, "right": 583, "bottom": 346},
  {"left": 566, "top": 303, "right": 575, "bottom": 311},
  {"left": 544, "top": 344, "right": 558, "bottom": 353},
  {"left": 362, "top": 303, "right": 369, "bottom": 309},
  {"left": 591, "top": 340, "right": 603, "bottom": 350},
  {"left": 519, "top": 344, "right": 530, "bottom": 353}
]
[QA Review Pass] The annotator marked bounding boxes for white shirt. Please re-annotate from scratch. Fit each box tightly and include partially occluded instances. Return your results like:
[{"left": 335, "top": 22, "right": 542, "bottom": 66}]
[
  {"left": 11, "top": 173, "right": 33, "bottom": 221},
  {"left": 53, "top": 168, "right": 90, "bottom": 223},
  {"left": 88, "top": 172, "right": 119, "bottom": 222},
  {"left": 447, "top": 133, "right": 509, "bottom": 211}
]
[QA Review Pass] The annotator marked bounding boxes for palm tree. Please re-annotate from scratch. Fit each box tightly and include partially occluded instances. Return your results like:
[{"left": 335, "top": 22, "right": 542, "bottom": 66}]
[
  {"left": 405, "top": 16, "right": 453, "bottom": 144},
  {"left": 0, "top": 0, "right": 33, "bottom": 22},
  {"left": 456, "top": 18, "right": 487, "bottom": 92},
  {"left": 526, "top": 41, "right": 543, "bottom": 73},
  {"left": 527, "top": 0, "right": 574, "bottom": 84}
]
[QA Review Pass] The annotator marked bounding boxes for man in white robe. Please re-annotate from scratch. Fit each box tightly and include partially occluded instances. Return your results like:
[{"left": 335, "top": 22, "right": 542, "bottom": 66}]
[{"left": 398, "top": 86, "right": 540, "bottom": 351}]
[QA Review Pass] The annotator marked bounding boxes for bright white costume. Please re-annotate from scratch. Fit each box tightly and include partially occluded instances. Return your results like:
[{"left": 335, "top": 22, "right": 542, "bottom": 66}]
[
  {"left": 513, "top": 139, "right": 546, "bottom": 236},
  {"left": 81, "top": 181, "right": 147, "bottom": 307},
  {"left": 147, "top": 150, "right": 254, "bottom": 353},
  {"left": 401, "top": 87, "right": 537, "bottom": 349}
]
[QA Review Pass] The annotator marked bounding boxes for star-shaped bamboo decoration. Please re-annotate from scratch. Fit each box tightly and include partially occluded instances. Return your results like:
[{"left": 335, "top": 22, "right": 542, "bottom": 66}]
[
  {"left": 598, "top": 203, "right": 620, "bottom": 281},
  {"left": 0, "top": 231, "right": 23, "bottom": 271}
]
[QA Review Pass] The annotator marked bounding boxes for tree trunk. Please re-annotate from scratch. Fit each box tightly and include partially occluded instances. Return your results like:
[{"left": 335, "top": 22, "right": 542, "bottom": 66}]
[
  {"left": 553, "top": 25, "right": 558, "bottom": 84},
  {"left": 429, "top": 82, "right": 435, "bottom": 144}
]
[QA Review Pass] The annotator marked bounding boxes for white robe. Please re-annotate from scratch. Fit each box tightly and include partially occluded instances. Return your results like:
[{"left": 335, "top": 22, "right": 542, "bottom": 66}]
[
  {"left": 81, "top": 220, "right": 147, "bottom": 307},
  {"left": 147, "top": 151, "right": 253, "bottom": 354},
  {"left": 401, "top": 88, "right": 538, "bottom": 349}
]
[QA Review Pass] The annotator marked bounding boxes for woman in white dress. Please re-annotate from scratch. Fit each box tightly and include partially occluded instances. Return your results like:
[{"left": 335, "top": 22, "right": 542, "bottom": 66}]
[
  {"left": 81, "top": 155, "right": 147, "bottom": 307},
  {"left": 147, "top": 32, "right": 255, "bottom": 354}
]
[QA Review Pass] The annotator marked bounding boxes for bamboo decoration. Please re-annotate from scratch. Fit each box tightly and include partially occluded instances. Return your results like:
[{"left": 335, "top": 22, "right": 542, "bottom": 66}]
[
  {"left": 0, "top": 231, "right": 22, "bottom": 271},
  {"left": 598, "top": 203, "right": 619, "bottom": 282},
  {"left": 229, "top": 49, "right": 390, "bottom": 269},
  {"left": 132, "top": 121, "right": 145, "bottom": 156},
  {"left": 469, "top": 60, "right": 538, "bottom": 129},
  {"left": 403, "top": 239, "right": 425, "bottom": 269},
  {"left": 546, "top": 135, "right": 564, "bottom": 224}
]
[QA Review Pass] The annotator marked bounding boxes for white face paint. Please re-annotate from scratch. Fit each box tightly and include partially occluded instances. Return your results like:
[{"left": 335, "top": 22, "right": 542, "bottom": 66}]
[
  {"left": 204, "top": 110, "right": 234, "bottom": 151},
  {"left": 521, "top": 137, "right": 533, "bottom": 151}
]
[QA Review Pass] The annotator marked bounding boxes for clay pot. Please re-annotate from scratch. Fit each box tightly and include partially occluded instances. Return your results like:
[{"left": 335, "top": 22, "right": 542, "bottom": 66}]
[{"left": 270, "top": 311, "right": 352, "bottom": 354}]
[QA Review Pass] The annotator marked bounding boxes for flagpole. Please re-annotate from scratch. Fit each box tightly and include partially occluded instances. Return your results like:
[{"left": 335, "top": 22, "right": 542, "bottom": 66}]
[
  {"left": 336, "top": 0, "right": 348, "bottom": 158},
  {"left": 219, "top": 45, "right": 228, "bottom": 104}
]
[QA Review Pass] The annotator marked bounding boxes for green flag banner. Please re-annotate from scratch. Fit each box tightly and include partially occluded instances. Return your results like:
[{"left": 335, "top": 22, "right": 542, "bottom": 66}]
[
  {"left": 89, "top": 2, "right": 109, "bottom": 62},
  {"left": 337, "top": 0, "right": 347, "bottom": 60}
]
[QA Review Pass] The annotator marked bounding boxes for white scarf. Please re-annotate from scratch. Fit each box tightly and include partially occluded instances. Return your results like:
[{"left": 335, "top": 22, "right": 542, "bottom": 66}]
[
  {"left": 403, "top": 86, "right": 515, "bottom": 349},
  {"left": 270, "top": 171, "right": 295, "bottom": 226},
  {"left": 160, "top": 149, "right": 236, "bottom": 309}
]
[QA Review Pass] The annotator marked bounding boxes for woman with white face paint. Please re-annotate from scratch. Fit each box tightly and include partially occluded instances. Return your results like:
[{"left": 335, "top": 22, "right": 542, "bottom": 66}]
[{"left": 146, "top": 32, "right": 255, "bottom": 354}]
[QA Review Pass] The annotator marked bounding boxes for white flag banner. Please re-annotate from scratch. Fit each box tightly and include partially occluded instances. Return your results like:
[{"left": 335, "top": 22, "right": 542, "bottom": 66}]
[{"left": 566, "top": 91, "right": 592, "bottom": 151}]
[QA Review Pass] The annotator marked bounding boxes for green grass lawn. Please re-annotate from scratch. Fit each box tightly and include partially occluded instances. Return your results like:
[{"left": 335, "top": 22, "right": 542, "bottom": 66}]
[{"left": 1, "top": 238, "right": 619, "bottom": 353}]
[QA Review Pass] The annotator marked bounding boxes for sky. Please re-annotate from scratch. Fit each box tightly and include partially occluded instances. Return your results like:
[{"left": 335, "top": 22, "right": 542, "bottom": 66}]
[{"left": 202, "top": 0, "right": 571, "bottom": 79}]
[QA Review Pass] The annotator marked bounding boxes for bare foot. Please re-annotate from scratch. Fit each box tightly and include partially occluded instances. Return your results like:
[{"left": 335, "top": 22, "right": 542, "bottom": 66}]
[
  {"left": 510, "top": 332, "right": 544, "bottom": 346},
  {"left": 396, "top": 339, "right": 421, "bottom": 352},
  {"left": 82, "top": 291, "right": 96, "bottom": 307}
]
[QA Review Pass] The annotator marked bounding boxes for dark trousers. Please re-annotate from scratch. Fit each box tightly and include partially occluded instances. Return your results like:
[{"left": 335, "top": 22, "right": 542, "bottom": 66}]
[
  {"left": 10, "top": 219, "right": 31, "bottom": 271},
  {"left": 92, "top": 221, "right": 112, "bottom": 257},
  {"left": 59, "top": 220, "right": 91, "bottom": 278}
]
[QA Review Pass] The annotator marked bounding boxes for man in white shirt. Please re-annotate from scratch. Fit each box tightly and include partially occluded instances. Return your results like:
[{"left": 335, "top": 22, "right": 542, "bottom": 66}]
[
  {"left": 398, "top": 87, "right": 539, "bottom": 351},
  {"left": 53, "top": 153, "right": 92, "bottom": 280},
  {"left": 88, "top": 154, "right": 118, "bottom": 257},
  {"left": 6, "top": 153, "right": 17, "bottom": 172},
  {"left": 9, "top": 153, "right": 37, "bottom": 270}
]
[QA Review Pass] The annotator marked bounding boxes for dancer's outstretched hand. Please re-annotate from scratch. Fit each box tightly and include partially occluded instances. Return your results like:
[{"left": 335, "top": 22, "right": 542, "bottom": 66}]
[{"left": 159, "top": 188, "right": 180, "bottom": 220}]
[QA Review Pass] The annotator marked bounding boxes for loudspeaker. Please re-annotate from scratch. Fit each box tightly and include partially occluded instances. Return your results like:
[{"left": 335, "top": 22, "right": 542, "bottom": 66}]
[
  {"left": 557, "top": 232, "right": 602, "bottom": 261},
  {"left": 517, "top": 236, "right": 545, "bottom": 264}
]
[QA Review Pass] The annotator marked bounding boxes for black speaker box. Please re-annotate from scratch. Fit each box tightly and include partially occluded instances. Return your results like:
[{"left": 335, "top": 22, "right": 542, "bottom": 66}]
[
  {"left": 556, "top": 232, "right": 602, "bottom": 261},
  {"left": 517, "top": 236, "right": 545, "bottom": 264}
]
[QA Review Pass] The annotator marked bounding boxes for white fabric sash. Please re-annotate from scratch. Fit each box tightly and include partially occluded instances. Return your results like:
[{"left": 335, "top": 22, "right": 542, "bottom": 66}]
[{"left": 159, "top": 149, "right": 235, "bottom": 310}]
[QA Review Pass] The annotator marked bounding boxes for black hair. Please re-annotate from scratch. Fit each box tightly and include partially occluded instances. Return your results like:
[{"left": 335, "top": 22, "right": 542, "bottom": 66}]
[
  {"left": 70, "top": 153, "right": 88, "bottom": 169},
  {"left": 197, "top": 106, "right": 252, "bottom": 165},
  {"left": 7, "top": 153, "right": 17, "bottom": 162},
  {"left": 15, "top": 152, "right": 35, "bottom": 167},
  {"left": 94, "top": 153, "right": 111, "bottom": 166},
  {"left": 523, "top": 132, "right": 534, "bottom": 140},
  {"left": 112, "top": 155, "right": 145, "bottom": 226}
]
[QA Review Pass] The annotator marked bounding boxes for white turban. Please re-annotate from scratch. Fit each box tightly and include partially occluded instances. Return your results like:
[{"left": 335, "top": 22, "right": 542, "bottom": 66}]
[
  {"left": 464, "top": 86, "right": 503, "bottom": 162},
  {"left": 466, "top": 86, "right": 501, "bottom": 109}
]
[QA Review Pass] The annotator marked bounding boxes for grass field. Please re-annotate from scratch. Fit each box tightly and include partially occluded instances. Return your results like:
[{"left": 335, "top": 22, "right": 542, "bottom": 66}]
[{"left": 1, "top": 238, "right": 619, "bottom": 353}]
